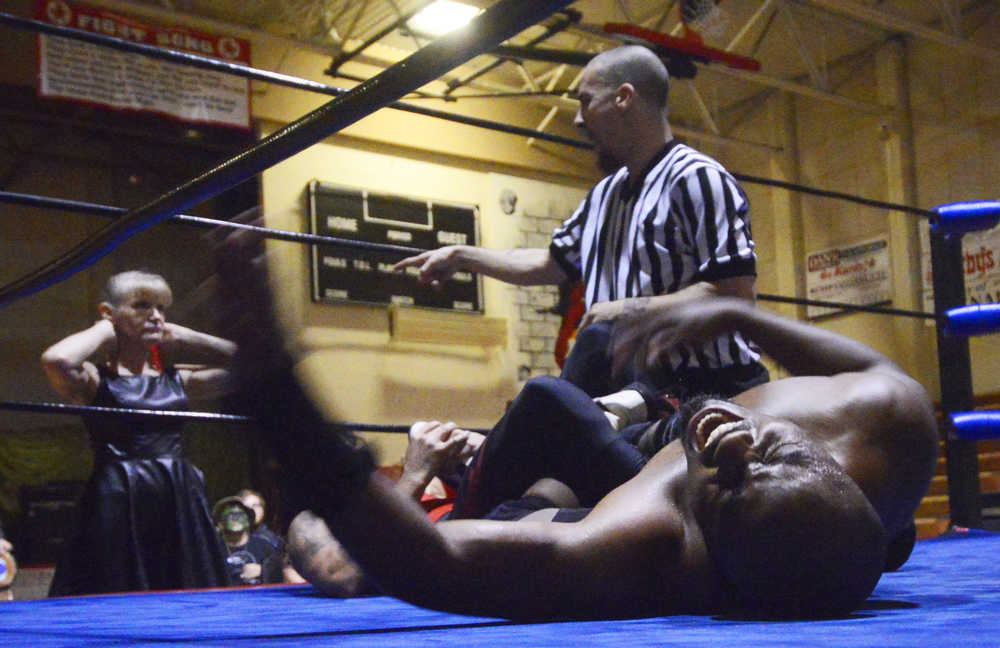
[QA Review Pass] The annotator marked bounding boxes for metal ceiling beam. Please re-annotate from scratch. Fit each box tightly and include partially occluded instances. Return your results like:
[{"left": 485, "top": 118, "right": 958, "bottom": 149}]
[
  {"left": 683, "top": 80, "right": 720, "bottom": 135},
  {"left": 778, "top": 0, "right": 828, "bottom": 91},
  {"left": 727, "top": 0, "right": 778, "bottom": 51},
  {"left": 806, "top": 0, "right": 1000, "bottom": 63},
  {"left": 564, "top": 18, "right": 885, "bottom": 113},
  {"left": 491, "top": 44, "right": 592, "bottom": 67},
  {"left": 671, "top": 122, "right": 781, "bottom": 153},
  {"left": 442, "top": 9, "right": 581, "bottom": 96},
  {"left": 325, "top": 0, "right": 434, "bottom": 75},
  {"left": 706, "top": 64, "right": 886, "bottom": 114}
]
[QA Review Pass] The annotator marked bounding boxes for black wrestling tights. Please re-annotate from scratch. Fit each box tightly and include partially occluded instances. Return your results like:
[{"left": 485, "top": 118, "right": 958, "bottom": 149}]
[{"left": 450, "top": 376, "right": 647, "bottom": 519}]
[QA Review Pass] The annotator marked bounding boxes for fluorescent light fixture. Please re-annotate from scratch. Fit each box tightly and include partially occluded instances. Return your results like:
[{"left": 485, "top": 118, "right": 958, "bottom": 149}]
[{"left": 408, "top": 0, "right": 481, "bottom": 36}]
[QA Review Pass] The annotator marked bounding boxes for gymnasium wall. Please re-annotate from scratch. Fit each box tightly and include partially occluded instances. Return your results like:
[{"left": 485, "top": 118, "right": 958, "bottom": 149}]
[
  {"left": 2, "top": 0, "right": 1000, "bottom": 524},
  {"left": 257, "top": 134, "right": 588, "bottom": 462}
]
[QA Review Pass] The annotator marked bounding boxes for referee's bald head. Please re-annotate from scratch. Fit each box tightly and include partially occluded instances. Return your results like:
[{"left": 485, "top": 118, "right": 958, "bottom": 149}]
[{"left": 586, "top": 46, "right": 670, "bottom": 112}]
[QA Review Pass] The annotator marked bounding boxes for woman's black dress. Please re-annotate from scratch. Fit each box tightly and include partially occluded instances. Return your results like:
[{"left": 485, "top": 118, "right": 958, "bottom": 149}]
[{"left": 49, "top": 366, "right": 230, "bottom": 595}]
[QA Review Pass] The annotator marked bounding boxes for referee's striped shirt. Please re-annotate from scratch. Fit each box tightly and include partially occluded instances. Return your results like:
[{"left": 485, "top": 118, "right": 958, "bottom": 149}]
[{"left": 549, "top": 140, "right": 760, "bottom": 371}]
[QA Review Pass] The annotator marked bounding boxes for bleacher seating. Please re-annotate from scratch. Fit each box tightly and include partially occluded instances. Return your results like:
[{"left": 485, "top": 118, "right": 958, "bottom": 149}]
[{"left": 916, "top": 438, "right": 1000, "bottom": 539}]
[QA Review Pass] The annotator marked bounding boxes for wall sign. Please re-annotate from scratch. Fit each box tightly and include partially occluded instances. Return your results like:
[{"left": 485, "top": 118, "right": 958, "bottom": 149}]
[
  {"left": 309, "top": 181, "right": 482, "bottom": 312},
  {"left": 805, "top": 237, "right": 892, "bottom": 318},
  {"left": 35, "top": 0, "right": 251, "bottom": 130},
  {"left": 922, "top": 223, "right": 1000, "bottom": 314}
]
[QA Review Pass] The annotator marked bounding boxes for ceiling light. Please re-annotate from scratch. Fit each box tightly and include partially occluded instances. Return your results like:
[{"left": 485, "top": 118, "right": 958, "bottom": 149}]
[{"left": 408, "top": 1, "right": 481, "bottom": 37}]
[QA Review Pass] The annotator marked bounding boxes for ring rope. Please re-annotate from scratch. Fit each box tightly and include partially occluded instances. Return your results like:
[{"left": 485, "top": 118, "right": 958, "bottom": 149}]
[
  {"left": 0, "top": 11, "right": 942, "bottom": 224},
  {"left": 3, "top": 191, "right": 940, "bottom": 321},
  {"left": 0, "top": 400, "right": 253, "bottom": 423},
  {"left": 756, "top": 293, "right": 935, "bottom": 320},
  {"left": 0, "top": 191, "right": 425, "bottom": 257},
  {"left": 729, "top": 173, "right": 937, "bottom": 220},
  {"left": 0, "top": 400, "right": 489, "bottom": 435},
  {"left": 0, "top": 0, "right": 575, "bottom": 308}
]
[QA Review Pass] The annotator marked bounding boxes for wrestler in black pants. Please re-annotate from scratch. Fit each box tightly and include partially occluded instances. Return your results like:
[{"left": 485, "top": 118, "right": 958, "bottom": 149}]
[{"left": 450, "top": 376, "right": 648, "bottom": 520}]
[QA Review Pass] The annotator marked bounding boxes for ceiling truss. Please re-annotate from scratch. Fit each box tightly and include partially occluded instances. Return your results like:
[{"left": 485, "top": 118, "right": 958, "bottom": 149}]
[{"left": 55, "top": 1, "right": 1000, "bottom": 153}]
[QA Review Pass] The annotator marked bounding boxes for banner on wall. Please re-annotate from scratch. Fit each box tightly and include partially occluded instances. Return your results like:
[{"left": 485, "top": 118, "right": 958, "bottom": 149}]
[
  {"left": 35, "top": 0, "right": 251, "bottom": 129},
  {"left": 922, "top": 223, "right": 1000, "bottom": 313},
  {"left": 805, "top": 237, "right": 892, "bottom": 319}
]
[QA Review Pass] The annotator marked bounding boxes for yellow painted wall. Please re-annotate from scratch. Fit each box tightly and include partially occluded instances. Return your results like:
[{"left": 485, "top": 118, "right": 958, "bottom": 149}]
[
  {"left": 908, "top": 7, "right": 1000, "bottom": 399},
  {"left": 257, "top": 127, "right": 588, "bottom": 462},
  {"left": 5, "top": 0, "right": 1000, "bottom": 421},
  {"left": 714, "top": 11, "right": 1000, "bottom": 404}
]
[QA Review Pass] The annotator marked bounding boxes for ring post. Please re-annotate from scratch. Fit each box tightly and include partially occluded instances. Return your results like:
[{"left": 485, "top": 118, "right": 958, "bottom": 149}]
[
  {"left": 930, "top": 229, "right": 981, "bottom": 528},
  {"left": 0, "top": 0, "right": 573, "bottom": 307}
]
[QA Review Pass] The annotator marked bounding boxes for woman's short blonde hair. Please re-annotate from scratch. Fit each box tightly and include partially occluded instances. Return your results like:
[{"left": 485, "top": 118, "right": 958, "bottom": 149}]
[{"left": 102, "top": 271, "right": 172, "bottom": 306}]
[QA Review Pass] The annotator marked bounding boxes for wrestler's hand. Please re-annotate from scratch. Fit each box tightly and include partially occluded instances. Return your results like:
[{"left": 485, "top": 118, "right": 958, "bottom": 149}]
[
  {"left": 578, "top": 297, "right": 650, "bottom": 332},
  {"left": 454, "top": 431, "right": 484, "bottom": 468},
  {"left": 392, "top": 246, "right": 467, "bottom": 289},
  {"left": 0, "top": 538, "right": 12, "bottom": 554},
  {"left": 398, "top": 421, "right": 473, "bottom": 499},
  {"left": 611, "top": 298, "right": 743, "bottom": 382},
  {"left": 214, "top": 209, "right": 376, "bottom": 515}
]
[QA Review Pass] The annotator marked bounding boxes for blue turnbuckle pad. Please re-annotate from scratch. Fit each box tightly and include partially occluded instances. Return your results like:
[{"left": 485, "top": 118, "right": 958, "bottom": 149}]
[
  {"left": 945, "top": 304, "right": 1000, "bottom": 337},
  {"left": 951, "top": 411, "right": 1000, "bottom": 441},
  {"left": 932, "top": 201, "right": 1000, "bottom": 235}
]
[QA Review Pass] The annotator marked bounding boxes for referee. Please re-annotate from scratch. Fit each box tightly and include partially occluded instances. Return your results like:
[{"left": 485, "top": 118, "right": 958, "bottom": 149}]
[{"left": 394, "top": 45, "right": 768, "bottom": 399}]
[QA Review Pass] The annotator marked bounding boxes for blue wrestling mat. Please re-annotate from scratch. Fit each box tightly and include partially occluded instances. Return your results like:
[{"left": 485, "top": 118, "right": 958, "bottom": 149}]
[{"left": 1, "top": 530, "right": 996, "bottom": 647}]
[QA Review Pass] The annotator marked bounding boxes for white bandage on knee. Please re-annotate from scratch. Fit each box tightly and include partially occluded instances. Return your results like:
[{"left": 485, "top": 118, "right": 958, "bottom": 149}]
[{"left": 594, "top": 389, "right": 648, "bottom": 430}]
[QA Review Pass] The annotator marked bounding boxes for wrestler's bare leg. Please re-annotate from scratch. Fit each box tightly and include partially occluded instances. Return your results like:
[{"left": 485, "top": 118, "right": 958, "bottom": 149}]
[{"left": 287, "top": 477, "right": 579, "bottom": 596}]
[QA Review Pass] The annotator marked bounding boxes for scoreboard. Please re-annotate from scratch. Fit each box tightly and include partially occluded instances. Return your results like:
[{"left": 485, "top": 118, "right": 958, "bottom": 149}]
[{"left": 308, "top": 180, "right": 482, "bottom": 312}]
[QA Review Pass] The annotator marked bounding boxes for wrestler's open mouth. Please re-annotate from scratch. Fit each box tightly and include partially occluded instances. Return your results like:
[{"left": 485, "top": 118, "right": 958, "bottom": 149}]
[{"left": 689, "top": 408, "right": 752, "bottom": 460}]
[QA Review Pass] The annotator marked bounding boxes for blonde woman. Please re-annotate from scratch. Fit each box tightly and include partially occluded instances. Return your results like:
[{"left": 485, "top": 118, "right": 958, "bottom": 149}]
[{"left": 41, "top": 270, "right": 235, "bottom": 595}]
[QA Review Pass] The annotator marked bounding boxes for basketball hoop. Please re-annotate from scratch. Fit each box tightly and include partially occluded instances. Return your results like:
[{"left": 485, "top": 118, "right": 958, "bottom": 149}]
[
  {"left": 603, "top": 22, "right": 760, "bottom": 78},
  {"left": 680, "top": 0, "right": 728, "bottom": 42}
]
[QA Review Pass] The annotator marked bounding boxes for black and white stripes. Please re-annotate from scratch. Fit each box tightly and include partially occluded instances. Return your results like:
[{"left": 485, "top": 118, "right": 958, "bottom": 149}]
[{"left": 550, "top": 140, "right": 760, "bottom": 370}]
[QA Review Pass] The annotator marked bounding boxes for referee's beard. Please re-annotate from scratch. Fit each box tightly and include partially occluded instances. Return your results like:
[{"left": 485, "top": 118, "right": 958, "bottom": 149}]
[{"left": 597, "top": 149, "right": 624, "bottom": 175}]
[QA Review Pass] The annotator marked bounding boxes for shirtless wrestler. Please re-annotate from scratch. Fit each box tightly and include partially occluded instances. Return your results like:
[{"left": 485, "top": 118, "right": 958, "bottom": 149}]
[{"left": 217, "top": 229, "right": 937, "bottom": 620}]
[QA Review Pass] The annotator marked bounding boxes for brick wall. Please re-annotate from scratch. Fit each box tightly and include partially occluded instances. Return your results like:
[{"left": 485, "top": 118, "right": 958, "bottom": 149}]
[{"left": 513, "top": 209, "right": 570, "bottom": 382}]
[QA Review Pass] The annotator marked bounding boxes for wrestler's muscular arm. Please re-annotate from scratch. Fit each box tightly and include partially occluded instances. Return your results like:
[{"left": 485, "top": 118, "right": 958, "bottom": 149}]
[
  {"left": 581, "top": 275, "right": 756, "bottom": 331},
  {"left": 393, "top": 246, "right": 566, "bottom": 289},
  {"left": 320, "top": 472, "right": 688, "bottom": 620},
  {"left": 625, "top": 298, "right": 938, "bottom": 536},
  {"left": 620, "top": 297, "right": 900, "bottom": 379}
]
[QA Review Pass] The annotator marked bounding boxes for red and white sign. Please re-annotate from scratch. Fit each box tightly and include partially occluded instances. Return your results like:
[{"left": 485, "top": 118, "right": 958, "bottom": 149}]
[
  {"left": 806, "top": 237, "right": 892, "bottom": 319},
  {"left": 35, "top": 0, "right": 251, "bottom": 129},
  {"left": 922, "top": 224, "right": 1000, "bottom": 313}
]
